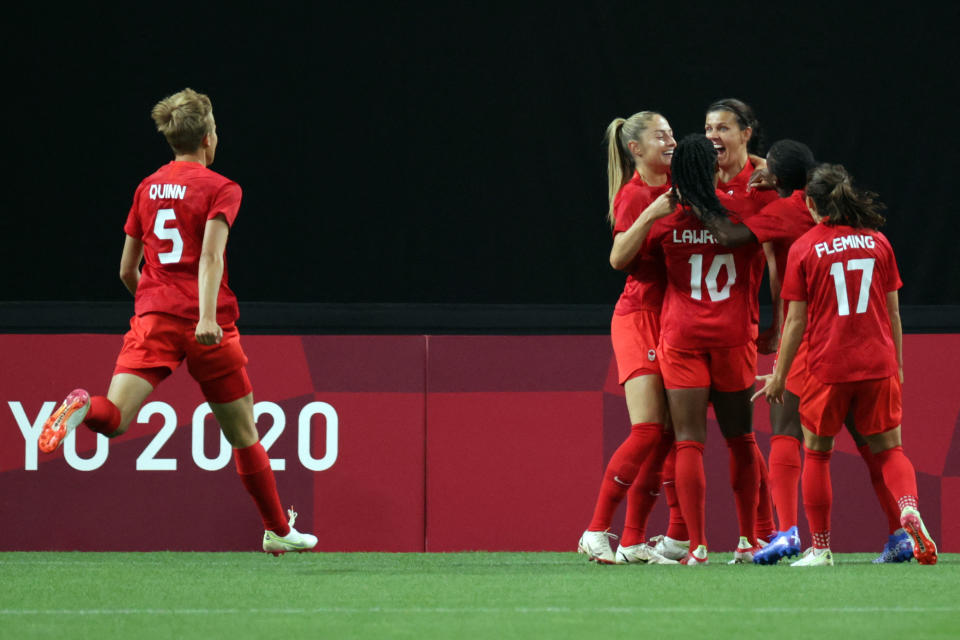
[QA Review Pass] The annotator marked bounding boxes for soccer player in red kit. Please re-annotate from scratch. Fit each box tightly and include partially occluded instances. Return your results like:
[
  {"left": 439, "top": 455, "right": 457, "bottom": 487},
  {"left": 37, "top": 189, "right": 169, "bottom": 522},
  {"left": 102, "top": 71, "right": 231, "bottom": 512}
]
[
  {"left": 696, "top": 140, "right": 908, "bottom": 564},
  {"left": 578, "top": 111, "right": 680, "bottom": 565},
  {"left": 38, "top": 88, "right": 317, "bottom": 555},
  {"left": 754, "top": 163, "right": 937, "bottom": 566},
  {"left": 703, "top": 98, "right": 779, "bottom": 548},
  {"left": 641, "top": 134, "right": 766, "bottom": 565}
]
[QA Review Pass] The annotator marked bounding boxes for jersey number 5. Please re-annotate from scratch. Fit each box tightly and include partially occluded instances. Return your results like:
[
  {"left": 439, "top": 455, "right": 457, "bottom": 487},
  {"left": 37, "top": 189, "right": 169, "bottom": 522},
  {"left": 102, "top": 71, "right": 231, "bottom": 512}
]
[
  {"left": 154, "top": 209, "right": 183, "bottom": 264},
  {"left": 829, "top": 258, "right": 875, "bottom": 316},
  {"left": 688, "top": 253, "right": 736, "bottom": 301}
]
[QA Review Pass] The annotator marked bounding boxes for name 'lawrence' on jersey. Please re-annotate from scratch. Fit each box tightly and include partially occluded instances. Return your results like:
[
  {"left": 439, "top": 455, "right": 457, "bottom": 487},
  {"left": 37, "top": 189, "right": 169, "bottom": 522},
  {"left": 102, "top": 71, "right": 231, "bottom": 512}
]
[{"left": 644, "top": 197, "right": 763, "bottom": 350}]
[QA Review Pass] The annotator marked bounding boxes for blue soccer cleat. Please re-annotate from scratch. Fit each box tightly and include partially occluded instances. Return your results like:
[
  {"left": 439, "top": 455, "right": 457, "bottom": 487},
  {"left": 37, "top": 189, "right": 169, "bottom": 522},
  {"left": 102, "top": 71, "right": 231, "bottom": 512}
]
[
  {"left": 872, "top": 529, "right": 914, "bottom": 564},
  {"left": 752, "top": 526, "right": 802, "bottom": 565}
]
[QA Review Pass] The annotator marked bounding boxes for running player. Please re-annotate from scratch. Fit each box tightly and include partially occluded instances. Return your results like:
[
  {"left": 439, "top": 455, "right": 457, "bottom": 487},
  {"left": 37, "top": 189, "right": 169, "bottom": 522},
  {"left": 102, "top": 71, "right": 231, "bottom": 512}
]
[
  {"left": 38, "top": 88, "right": 317, "bottom": 555},
  {"left": 753, "top": 164, "right": 937, "bottom": 566},
  {"left": 577, "top": 111, "right": 679, "bottom": 565},
  {"left": 641, "top": 134, "right": 766, "bottom": 565}
]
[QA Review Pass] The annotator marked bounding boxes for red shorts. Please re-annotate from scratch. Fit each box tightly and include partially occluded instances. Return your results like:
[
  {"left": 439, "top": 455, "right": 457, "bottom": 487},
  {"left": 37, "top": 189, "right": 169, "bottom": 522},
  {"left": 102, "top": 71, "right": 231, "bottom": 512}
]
[
  {"left": 611, "top": 310, "right": 661, "bottom": 383},
  {"left": 659, "top": 340, "right": 757, "bottom": 392},
  {"left": 115, "top": 313, "right": 252, "bottom": 403},
  {"left": 784, "top": 339, "right": 809, "bottom": 397},
  {"left": 799, "top": 374, "right": 902, "bottom": 437}
]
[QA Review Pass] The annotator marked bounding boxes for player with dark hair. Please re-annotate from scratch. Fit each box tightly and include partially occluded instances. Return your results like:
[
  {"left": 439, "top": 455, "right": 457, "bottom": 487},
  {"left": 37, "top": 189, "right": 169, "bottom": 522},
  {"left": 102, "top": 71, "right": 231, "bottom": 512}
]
[
  {"left": 753, "top": 164, "right": 937, "bottom": 566},
  {"left": 704, "top": 98, "right": 779, "bottom": 549},
  {"left": 38, "top": 88, "right": 317, "bottom": 555},
  {"left": 698, "top": 140, "right": 911, "bottom": 564},
  {"left": 577, "top": 111, "right": 680, "bottom": 565},
  {"left": 640, "top": 134, "right": 766, "bottom": 565}
]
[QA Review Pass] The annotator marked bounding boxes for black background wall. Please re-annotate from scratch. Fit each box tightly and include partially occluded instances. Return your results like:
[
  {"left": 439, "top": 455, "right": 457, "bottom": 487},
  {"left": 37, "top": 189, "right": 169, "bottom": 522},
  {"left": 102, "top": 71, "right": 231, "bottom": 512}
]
[{"left": 3, "top": 3, "right": 958, "bottom": 307}]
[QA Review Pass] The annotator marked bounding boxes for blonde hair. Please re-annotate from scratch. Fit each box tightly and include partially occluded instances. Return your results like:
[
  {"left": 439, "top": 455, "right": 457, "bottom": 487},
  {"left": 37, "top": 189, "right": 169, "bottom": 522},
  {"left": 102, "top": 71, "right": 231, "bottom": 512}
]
[
  {"left": 604, "top": 111, "right": 659, "bottom": 226},
  {"left": 151, "top": 88, "right": 214, "bottom": 154}
]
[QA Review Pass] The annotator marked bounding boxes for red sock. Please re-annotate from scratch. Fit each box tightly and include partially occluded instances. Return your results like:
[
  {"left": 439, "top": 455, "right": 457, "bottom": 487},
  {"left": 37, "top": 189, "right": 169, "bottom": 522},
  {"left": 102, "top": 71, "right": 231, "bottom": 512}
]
[
  {"left": 587, "top": 423, "right": 663, "bottom": 531},
  {"left": 754, "top": 442, "right": 776, "bottom": 542},
  {"left": 725, "top": 434, "right": 759, "bottom": 543},
  {"left": 661, "top": 446, "right": 688, "bottom": 541},
  {"left": 874, "top": 446, "right": 919, "bottom": 511},
  {"left": 675, "top": 441, "right": 706, "bottom": 550},
  {"left": 768, "top": 435, "right": 802, "bottom": 530},
  {"left": 802, "top": 447, "right": 833, "bottom": 549},
  {"left": 234, "top": 442, "right": 290, "bottom": 536},
  {"left": 622, "top": 428, "right": 674, "bottom": 546},
  {"left": 857, "top": 444, "right": 902, "bottom": 534},
  {"left": 84, "top": 396, "right": 122, "bottom": 436}
]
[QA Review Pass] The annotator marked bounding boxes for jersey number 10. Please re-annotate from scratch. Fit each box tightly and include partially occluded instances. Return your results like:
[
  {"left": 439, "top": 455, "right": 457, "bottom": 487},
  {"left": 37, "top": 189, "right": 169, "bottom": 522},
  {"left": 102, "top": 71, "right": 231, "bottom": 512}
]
[{"left": 688, "top": 253, "right": 736, "bottom": 302}]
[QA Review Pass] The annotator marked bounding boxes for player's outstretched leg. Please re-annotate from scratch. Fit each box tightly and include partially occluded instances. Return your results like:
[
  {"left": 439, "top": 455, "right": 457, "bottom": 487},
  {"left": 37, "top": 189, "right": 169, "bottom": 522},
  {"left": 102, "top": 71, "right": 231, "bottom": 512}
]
[{"left": 38, "top": 389, "right": 91, "bottom": 453}]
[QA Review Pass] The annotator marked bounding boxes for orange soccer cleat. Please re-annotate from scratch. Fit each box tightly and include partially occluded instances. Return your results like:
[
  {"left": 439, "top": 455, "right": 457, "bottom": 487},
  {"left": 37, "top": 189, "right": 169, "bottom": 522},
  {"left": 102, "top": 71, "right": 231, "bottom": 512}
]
[{"left": 38, "top": 389, "right": 91, "bottom": 453}]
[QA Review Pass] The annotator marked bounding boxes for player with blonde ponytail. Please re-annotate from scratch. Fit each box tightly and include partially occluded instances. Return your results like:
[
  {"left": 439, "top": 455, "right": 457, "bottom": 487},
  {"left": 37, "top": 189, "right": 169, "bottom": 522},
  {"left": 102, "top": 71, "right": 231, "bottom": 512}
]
[{"left": 578, "top": 111, "right": 681, "bottom": 565}]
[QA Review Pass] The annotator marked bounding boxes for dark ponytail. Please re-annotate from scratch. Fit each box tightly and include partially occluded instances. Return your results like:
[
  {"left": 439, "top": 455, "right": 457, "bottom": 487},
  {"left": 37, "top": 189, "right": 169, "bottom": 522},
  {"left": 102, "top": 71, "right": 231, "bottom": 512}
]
[{"left": 805, "top": 164, "right": 886, "bottom": 230}]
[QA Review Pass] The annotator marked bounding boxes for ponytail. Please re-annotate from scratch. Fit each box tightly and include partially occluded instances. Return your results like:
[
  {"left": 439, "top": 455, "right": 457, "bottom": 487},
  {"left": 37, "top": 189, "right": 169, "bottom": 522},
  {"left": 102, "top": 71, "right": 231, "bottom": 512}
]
[
  {"left": 806, "top": 164, "right": 886, "bottom": 230},
  {"left": 605, "top": 118, "right": 632, "bottom": 226},
  {"left": 604, "top": 111, "right": 660, "bottom": 226}
]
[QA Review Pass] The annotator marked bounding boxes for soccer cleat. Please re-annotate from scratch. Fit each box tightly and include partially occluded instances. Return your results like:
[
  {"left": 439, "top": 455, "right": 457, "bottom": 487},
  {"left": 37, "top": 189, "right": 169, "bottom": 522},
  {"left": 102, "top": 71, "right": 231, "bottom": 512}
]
[
  {"left": 681, "top": 544, "right": 709, "bottom": 565},
  {"left": 38, "top": 389, "right": 91, "bottom": 453},
  {"left": 615, "top": 543, "right": 679, "bottom": 565},
  {"left": 900, "top": 507, "right": 938, "bottom": 565},
  {"left": 752, "top": 526, "right": 802, "bottom": 565},
  {"left": 728, "top": 536, "right": 763, "bottom": 564},
  {"left": 790, "top": 547, "right": 833, "bottom": 567},
  {"left": 577, "top": 530, "right": 617, "bottom": 564},
  {"left": 872, "top": 529, "right": 914, "bottom": 564},
  {"left": 263, "top": 508, "right": 318, "bottom": 556},
  {"left": 648, "top": 534, "right": 690, "bottom": 561}
]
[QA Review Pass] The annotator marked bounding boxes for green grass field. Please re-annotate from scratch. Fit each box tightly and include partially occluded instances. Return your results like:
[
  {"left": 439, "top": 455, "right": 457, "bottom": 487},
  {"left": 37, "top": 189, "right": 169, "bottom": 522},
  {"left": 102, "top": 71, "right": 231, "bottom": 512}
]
[{"left": 2, "top": 552, "right": 958, "bottom": 639}]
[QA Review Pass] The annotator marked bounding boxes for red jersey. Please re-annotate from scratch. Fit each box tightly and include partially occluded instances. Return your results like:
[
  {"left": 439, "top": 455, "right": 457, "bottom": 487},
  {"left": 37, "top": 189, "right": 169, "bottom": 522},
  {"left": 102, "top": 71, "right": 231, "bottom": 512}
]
[
  {"left": 612, "top": 173, "right": 669, "bottom": 315},
  {"left": 744, "top": 190, "right": 816, "bottom": 321},
  {"left": 717, "top": 158, "right": 778, "bottom": 213},
  {"left": 781, "top": 224, "right": 902, "bottom": 383},
  {"left": 124, "top": 161, "right": 242, "bottom": 324},
  {"left": 645, "top": 192, "right": 762, "bottom": 349}
]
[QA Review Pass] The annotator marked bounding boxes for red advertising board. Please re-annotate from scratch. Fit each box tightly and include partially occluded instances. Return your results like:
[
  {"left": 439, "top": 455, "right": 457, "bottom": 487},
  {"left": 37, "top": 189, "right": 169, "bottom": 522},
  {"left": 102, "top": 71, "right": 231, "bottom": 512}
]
[{"left": 1, "top": 333, "right": 957, "bottom": 552}]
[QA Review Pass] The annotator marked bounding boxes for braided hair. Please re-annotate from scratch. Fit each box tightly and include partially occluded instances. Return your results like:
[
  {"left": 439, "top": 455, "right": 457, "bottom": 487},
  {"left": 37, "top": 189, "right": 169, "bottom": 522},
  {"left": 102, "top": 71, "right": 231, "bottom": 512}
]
[
  {"left": 671, "top": 134, "right": 727, "bottom": 220},
  {"left": 805, "top": 164, "right": 886, "bottom": 230}
]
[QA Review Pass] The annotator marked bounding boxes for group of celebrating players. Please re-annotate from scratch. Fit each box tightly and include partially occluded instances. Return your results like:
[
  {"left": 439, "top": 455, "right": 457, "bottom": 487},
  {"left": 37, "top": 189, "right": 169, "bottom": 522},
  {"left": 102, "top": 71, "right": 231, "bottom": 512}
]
[{"left": 578, "top": 98, "right": 938, "bottom": 567}]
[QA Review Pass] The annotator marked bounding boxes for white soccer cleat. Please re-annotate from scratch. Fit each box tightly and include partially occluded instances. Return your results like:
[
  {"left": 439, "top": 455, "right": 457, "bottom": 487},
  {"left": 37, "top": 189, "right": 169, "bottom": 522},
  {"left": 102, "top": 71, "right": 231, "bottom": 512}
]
[
  {"left": 577, "top": 530, "right": 617, "bottom": 564},
  {"left": 648, "top": 534, "right": 690, "bottom": 561},
  {"left": 615, "top": 543, "right": 679, "bottom": 565},
  {"left": 790, "top": 547, "right": 834, "bottom": 567},
  {"left": 728, "top": 536, "right": 762, "bottom": 564},
  {"left": 263, "top": 508, "right": 318, "bottom": 556},
  {"left": 681, "top": 544, "right": 709, "bottom": 565}
]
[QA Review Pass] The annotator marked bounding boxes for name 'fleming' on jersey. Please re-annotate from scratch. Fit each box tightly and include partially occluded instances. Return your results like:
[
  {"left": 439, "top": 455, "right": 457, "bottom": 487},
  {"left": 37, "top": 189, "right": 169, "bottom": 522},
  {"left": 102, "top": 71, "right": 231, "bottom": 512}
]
[{"left": 814, "top": 233, "right": 875, "bottom": 258}]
